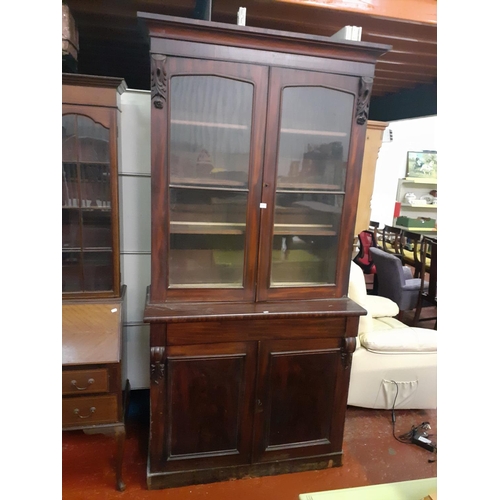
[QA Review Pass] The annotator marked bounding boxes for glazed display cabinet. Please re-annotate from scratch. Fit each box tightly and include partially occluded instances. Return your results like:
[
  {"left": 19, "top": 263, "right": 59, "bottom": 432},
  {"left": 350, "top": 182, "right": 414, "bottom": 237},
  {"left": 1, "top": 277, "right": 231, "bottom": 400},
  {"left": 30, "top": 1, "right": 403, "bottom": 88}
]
[
  {"left": 62, "top": 74, "right": 129, "bottom": 490},
  {"left": 62, "top": 74, "right": 126, "bottom": 298},
  {"left": 139, "top": 12, "right": 390, "bottom": 489}
]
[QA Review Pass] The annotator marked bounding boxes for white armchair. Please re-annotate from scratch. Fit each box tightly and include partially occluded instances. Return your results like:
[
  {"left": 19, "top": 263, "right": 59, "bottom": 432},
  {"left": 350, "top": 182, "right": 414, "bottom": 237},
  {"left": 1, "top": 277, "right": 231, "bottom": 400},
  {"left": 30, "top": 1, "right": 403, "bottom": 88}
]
[{"left": 347, "top": 261, "right": 437, "bottom": 410}]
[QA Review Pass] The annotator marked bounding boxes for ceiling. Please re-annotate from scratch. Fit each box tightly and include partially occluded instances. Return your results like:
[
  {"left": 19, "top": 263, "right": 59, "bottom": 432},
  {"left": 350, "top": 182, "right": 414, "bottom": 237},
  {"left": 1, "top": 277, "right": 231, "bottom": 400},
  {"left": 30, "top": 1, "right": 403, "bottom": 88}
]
[{"left": 63, "top": 0, "right": 437, "bottom": 103}]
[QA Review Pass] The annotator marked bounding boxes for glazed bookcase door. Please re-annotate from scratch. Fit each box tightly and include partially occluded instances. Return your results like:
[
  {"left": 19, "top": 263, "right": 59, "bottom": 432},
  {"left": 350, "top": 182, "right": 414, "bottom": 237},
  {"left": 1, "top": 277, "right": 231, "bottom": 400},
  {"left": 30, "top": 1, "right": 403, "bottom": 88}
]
[
  {"left": 150, "top": 57, "right": 268, "bottom": 302},
  {"left": 257, "top": 68, "right": 365, "bottom": 301},
  {"left": 62, "top": 108, "right": 120, "bottom": 297}
]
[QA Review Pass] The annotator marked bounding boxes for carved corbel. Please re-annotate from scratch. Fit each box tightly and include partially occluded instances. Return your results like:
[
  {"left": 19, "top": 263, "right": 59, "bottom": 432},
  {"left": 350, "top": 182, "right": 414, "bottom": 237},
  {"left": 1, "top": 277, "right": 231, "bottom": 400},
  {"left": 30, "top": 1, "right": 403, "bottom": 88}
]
[
  {"left": 355, "top": 77, "right": 373, "bottom": 125},
  {"left": 150, "top": 346, "right": 166, "bottom": 384},
  {"left": 151, "top": 54, "right": 167, "bottom": 109},
  {"left": 341, "top": 337, "right": 357, "bottom": 370}
]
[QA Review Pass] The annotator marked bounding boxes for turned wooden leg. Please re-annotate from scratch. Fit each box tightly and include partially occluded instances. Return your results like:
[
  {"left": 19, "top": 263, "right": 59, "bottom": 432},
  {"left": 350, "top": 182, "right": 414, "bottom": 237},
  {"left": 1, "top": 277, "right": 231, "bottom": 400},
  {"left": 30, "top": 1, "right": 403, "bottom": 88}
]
[{"left": 115, "top": 424, "right": 126, "bottom": 491}]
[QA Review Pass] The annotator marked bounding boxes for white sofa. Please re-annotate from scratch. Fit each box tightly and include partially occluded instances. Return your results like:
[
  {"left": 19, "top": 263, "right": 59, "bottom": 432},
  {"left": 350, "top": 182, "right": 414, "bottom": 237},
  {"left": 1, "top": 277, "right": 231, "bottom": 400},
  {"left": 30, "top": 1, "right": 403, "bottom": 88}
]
[{"left": 347, "top": 261, "right": 437, "bottom": 410}]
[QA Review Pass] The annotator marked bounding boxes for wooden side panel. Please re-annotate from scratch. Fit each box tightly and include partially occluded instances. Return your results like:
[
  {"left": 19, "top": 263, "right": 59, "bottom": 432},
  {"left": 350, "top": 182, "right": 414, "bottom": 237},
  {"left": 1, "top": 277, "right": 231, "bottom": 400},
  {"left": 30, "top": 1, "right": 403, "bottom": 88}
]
[
  {"left": 354, "top": 120, "right": 388, "bottom": 236},
  {"left": 253, "top": 338, "right": 344, "bottom": 463}
]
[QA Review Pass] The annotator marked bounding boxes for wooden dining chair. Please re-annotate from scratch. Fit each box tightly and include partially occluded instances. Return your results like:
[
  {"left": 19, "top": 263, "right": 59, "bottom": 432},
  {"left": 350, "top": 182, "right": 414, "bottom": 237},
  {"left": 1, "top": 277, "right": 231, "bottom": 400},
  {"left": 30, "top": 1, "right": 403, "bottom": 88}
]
[
  {"left": 412, "top": 236, "right": 437, "bottom": 328},
  {"left": 369, "top": 220, "right": 380, "bottom": 242},
  {"left": 381, "top": 225, "right": 403, "bottom": 262},
  {"left": 400, "top": 230, "right": 422, "bottom": 276}
]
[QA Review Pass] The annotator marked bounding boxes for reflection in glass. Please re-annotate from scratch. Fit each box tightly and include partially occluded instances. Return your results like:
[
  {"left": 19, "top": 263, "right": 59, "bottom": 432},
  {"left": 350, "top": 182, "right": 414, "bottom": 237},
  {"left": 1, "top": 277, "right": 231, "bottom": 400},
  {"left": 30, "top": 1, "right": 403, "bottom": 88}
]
[
  {"left": 169, "top": 188, "right": 248, "bottom": 287},
  {"left": 170, "top": 76, "right": 252, "bottom": 187},
  {"left": 82, "top": 210, "right": 112, "bottom": 249},
  {"left": 62, "top": 115, "right": 77, "bottom": 162},
  {"left": 62, "top": 252, "right": 82, "bottom": 292},
  {"left": 270, "top": 192, "right": 343, "bottom": 286},
  {"left": 62, "top": 163, "right": 79, "bottom": 207},
  {"left": 168, "top": 76, "right": 254, "bottom": 288},
  {"left": 62, "top": 209, "right": 81, "bottom": 249},
  {"left": 62, "top": 114, "right": 113, "bottom": 293},
  {"left": 77, "top": 116, "right": 110, "bottom": 163},
  {"left": 82, "top": 252, "right": 113, "bottom": 291},
  {"left": 80, "top": 164, "right": 111, "bottom": 208},
  {"left": 270, "top": 86, "right": 353, "bottom": 287},
  {"left": 276, "top": 87, "right": 353, "bottom": 191}
]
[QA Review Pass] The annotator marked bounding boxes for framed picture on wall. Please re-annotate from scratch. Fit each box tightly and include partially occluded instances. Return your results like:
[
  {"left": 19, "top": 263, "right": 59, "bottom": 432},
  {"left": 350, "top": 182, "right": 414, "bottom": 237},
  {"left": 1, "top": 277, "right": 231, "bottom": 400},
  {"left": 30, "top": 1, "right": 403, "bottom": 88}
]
[{"left": 406, "top": 151, "right": 437, "bottom": 179}]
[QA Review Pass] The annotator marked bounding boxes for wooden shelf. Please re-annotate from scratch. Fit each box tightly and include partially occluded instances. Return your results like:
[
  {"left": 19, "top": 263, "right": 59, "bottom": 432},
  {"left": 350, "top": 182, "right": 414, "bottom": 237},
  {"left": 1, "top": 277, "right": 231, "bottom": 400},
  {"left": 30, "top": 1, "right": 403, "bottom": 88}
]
[
  {"left": 403, "top": 177, "right": 437, "bottom": 184},
  {"left": 63, "top": 247, "right": 113, "bottom": 252},
  {"left": 280, "top": 128, "right": 347, "bottom": 137},
  {"left": 401, "top": 203, "right": 437, "bottom": 209},
  {"left": 170, "top": 176, "right": 247, "bottom": 190},
  {"left": 277, "top": 181, "right": 341, "bottom": 191},
  {"left": 169, "top": 221, "right": 336, "bottom": 236},
  {"left": 170, "top": 221, "right": 245, "bottom": 235},
  {"left": 274, "top": 224, "right": 336, "bottom": 236},
  {"left": 171, "top": 119, "right": 248, "bottom": 130},
  {"left": 63, "top": 206, "right": 112, "bottom": 210}
]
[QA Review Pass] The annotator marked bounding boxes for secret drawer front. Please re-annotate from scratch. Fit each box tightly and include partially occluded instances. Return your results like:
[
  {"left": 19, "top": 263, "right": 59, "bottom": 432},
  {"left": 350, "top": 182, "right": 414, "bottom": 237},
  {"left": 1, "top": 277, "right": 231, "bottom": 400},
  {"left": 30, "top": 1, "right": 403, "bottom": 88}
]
[
  {"left": 62, "top": 368, "right": 108, "bottom": 395},
  {"left": 62, "top": 395, "right": 118, "bottom": 427}
]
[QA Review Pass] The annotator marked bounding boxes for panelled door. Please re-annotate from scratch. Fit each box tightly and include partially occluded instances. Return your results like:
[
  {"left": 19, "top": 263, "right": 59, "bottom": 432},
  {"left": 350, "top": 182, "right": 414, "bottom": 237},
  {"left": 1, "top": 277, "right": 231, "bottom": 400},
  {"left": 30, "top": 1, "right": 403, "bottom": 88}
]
[
  {"left": 252, "top": 338, "right": 346, "bottom": 463},
  {"left": 150, "top": 341, "right": 257, "bottom": 473}
]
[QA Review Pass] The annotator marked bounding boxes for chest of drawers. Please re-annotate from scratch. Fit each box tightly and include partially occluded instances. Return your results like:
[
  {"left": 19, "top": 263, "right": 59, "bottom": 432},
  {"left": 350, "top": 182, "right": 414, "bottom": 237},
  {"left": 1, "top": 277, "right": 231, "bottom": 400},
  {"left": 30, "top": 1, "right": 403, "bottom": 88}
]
[{"left": 62, "top": 287, "right": 128, "bottom": 491}]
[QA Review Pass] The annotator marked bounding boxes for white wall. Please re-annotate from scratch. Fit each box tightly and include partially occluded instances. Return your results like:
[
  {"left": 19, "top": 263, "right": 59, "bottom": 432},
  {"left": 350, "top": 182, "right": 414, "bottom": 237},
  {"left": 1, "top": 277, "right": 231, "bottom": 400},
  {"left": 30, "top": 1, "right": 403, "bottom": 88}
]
[
  {"left": 370, "top": 115, "right": 437, "bottom": 225},
  {"left": 119, "top": 89, "right": 151, "bottom": 389}
]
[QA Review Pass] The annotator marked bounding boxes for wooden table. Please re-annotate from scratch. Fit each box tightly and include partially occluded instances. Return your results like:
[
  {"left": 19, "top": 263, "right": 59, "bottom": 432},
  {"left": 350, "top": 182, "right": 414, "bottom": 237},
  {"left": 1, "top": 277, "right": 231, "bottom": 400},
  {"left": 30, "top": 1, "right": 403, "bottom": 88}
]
[
  {"left": 394, "top": 225, "right": 437, "bottom": 238},
  {"left": 62, "top": 287, "right": 128, "bottom": 491}
]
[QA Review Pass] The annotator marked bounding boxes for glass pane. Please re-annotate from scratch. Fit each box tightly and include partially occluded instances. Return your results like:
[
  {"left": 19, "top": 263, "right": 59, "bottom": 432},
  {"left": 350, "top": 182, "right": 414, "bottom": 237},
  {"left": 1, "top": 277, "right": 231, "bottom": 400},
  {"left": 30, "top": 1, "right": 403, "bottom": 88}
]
[
  {"left": 62, "top": 163, "right": 79, "bottom": 207},
  {"left": 62, "top": 252, "right": 82, "bottom": 292},
  {"left": 82, "top": 252, "right": 113, "bottom": 291},
  {"left": 82, "top": 210, "right": 112, "bottom": 249},
  {"left": 77, "top": 116, "right": 110, "bottom": 163},
  {"left": 168, "top": 76, "right": 253, "bottom": 288},
  {"left": 270, "top": 86, "right": 353, "bottom": 288},
  {"left": 62, "top": 115, "right": 77, "bottom": 162},
  {"left": 169, "top": 188, "right": 247, "bottom": 287},
  {"left": 276, "top": 87, "right": 353, "bottom": 191},
  {"left": 271, "top": 193, "right": 343, "bottom": 286},
  {"left": 80, "top": 164, "right": 111, "bottom": 208},
  {"left": 170, "top": 76, "right": 252, "bottom": 187},
  {"left": 62, "top": 209, "right": 81, "bottom": 250}
]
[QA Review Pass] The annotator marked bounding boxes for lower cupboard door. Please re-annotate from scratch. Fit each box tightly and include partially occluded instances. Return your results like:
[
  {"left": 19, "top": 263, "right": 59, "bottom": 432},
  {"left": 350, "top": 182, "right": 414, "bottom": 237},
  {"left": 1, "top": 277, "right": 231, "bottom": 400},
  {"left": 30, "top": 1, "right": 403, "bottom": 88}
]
[
  {"left": 149, "top": 341, "right": 257, "bottom": 472},
  {"left": 252, "top": 338, "right": 346, "bottom": 463}
]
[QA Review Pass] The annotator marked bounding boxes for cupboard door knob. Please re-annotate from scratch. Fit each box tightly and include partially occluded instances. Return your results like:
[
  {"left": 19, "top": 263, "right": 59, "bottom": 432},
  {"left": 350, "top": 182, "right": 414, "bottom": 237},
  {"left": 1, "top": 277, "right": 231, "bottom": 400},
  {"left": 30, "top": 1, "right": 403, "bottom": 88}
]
[
  {"left": 256, "top": 399, "right": 263, "bottom": 413},
  {"left": 71, "top": 378, "right": 95, "bottom": 390},
  {"left": 73, "top": 407, "right": 96, "bottom": 419}
]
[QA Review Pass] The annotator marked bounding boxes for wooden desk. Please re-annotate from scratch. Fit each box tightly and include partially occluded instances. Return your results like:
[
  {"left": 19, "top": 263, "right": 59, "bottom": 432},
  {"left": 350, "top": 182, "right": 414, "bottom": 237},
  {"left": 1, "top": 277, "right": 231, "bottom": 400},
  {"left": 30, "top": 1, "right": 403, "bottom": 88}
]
[{"left": 62, "top": 287, "right": 128, "bottom": 491}]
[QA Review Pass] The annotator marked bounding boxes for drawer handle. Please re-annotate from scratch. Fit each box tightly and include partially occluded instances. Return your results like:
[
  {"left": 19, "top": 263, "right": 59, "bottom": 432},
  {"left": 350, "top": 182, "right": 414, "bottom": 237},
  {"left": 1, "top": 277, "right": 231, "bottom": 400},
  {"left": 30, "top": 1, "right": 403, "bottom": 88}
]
[
  {"left": 71, "top": 378, "right": 95, "bottom": 390},
  {"left": 73, "top": 407, "right": 96, "bottom": 419}
]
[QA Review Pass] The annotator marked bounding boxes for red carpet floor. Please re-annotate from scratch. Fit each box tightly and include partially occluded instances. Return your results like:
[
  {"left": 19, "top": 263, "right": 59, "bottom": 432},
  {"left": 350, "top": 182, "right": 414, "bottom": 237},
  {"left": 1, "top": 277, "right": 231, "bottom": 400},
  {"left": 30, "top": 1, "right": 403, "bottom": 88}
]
[{"left": 62, "top": 395, "right": 437, "bottom": 500}]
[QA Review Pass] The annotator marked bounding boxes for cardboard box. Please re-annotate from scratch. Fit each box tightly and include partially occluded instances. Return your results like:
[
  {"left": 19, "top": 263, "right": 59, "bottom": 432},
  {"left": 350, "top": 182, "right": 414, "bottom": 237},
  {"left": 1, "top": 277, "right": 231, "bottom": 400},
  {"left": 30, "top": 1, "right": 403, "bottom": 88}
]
[{"left": 396, "top": 216, "right": 436, "bottom": 229}]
